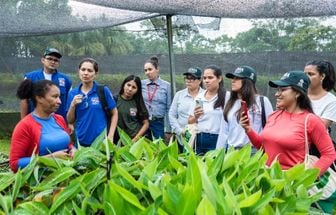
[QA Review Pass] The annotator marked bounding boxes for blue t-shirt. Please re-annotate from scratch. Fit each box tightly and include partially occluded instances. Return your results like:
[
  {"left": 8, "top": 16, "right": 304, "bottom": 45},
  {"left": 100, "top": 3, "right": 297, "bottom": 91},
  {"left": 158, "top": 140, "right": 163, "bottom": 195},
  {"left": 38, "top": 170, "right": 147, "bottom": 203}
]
[
  {"left": 66, "top": 82, "right": 116, "bottom": 146},
  {"left": 17, "top": 114, "right": 70, "bottom": 169},
  {"left": 24, "top": 69, "right": 72, "bottom": 120}
]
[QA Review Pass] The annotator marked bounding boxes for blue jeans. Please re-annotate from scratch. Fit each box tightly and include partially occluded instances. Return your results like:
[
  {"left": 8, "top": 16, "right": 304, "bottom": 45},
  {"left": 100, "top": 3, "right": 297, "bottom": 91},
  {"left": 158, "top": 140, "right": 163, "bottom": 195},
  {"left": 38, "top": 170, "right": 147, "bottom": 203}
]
[
  {"left": 196, "top": 132, "right": 218, "bottom": 155},
  {"left": 147, "top": 118, "right": 164, "bottom": 140}
]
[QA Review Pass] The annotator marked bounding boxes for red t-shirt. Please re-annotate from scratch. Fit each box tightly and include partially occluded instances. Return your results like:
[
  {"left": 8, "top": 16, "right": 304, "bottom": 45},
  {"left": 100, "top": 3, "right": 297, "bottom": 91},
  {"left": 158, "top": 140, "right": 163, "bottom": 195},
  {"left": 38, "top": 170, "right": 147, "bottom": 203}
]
[{"left": 247, "top": 110, "right": 336, "bottom": 175}]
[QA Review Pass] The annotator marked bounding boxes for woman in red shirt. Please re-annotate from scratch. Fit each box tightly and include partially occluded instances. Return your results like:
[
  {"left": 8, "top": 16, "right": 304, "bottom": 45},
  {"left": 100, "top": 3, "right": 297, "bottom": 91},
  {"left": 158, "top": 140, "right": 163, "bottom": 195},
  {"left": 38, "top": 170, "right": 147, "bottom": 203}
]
[{"left": 240, "top": 71, "right": 335, "bottom": 175}]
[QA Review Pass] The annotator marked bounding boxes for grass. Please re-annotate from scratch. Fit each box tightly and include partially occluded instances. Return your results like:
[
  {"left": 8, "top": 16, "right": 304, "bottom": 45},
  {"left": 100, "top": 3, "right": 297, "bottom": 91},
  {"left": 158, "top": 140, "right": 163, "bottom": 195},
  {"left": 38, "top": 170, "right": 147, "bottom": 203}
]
[{"left": 0, "top": 138, "right": 10, "bottom": 156}]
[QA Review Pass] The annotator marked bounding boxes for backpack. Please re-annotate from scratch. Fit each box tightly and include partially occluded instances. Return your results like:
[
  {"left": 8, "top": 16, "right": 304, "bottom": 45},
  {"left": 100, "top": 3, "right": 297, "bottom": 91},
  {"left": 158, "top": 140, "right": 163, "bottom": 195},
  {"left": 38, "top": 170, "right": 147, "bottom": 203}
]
[{"left": 97, "top": 85, "right": 112, "bottom": 132}]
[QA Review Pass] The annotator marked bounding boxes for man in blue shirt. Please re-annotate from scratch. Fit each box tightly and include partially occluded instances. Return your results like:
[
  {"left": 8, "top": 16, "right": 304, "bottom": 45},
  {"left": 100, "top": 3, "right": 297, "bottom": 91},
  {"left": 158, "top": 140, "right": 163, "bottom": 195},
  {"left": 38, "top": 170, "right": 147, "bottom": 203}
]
[{"left": 20, "top": 48, "right": 72, "bottom": 122}]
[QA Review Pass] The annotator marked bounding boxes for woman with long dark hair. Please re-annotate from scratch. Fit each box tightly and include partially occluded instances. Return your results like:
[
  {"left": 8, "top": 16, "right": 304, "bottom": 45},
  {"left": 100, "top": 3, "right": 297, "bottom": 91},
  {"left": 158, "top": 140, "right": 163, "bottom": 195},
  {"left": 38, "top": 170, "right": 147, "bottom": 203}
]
[
  {"left": 188, "top": 65, "right": 227, "bottom": 154},
  {"left": 115, "top": 75, "right": 149, "bottom": 142},
  {"left": 216, "top": 66, "right": 273, "bottom": 151}
]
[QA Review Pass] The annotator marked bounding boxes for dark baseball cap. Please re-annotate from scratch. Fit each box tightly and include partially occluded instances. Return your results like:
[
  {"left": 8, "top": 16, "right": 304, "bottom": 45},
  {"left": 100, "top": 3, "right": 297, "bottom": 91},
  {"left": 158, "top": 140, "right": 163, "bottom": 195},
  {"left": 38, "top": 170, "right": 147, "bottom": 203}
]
[
  {"left": 44, "top": 47, "right": 62, "bottom": 58},
  {"left": 269, "top": 70, "right": 310, "bottom": 93},
  {"left": 226, "top": 66, "right": 257, "bottom": 83},
  {"left": 183, "top": 67, "right": 202, "bottom": 79}
]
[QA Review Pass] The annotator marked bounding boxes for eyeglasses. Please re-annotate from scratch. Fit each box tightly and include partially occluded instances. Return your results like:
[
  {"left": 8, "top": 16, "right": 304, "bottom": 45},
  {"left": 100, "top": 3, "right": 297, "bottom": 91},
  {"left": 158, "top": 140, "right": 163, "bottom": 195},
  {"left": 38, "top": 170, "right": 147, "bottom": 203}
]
[
  {"left": 276, "top": 87, "right": 291, "bottom": 94},
  {"left": 45, "top": 57, "right": 60, "bottom": 63},
  {"left": 184, "top": 76, "right": 198, "bottom": 81}
]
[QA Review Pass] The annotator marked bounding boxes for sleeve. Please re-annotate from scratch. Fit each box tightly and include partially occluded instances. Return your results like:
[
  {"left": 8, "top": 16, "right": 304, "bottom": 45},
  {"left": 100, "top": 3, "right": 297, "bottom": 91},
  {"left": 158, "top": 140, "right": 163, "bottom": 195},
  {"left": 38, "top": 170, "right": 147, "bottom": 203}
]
[
  {"left": 9, "top": 121, "right": 34, "bottom": 172},
  {"left": 169, "top": 92, "right": 183, "bottom": 135},
  {"left": 308, "top": 115, "right": 336, "bottom": 175},
  {"left": 320, "top": 99, "right": 336, "bottom": 123},
  {"left": 165, "top": 83, "right": 172, "bottom": 132},
  {"left": 188, "top": 100, "right": 197, "bottom": 117},
  {"left": 104, "top": 86, "right": 117, "bottom": 110},
  {"left": 246, "top": 129, "right": 263, "bottom": 149},
  {"left": 216, "top": 116, "right": 229, "bottom": 149}
]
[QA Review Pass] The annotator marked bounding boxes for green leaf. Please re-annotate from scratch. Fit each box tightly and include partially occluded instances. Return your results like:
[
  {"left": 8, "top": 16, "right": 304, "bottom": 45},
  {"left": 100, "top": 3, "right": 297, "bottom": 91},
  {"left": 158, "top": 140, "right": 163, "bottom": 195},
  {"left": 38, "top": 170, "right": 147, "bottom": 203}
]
[
  {"left": 0, "top": 172, "right": 15, "bottom": 192},
  {"left": 49, "top": 180, "right": 82, "bottom": 213},
  {"left": 16, "top": 202, "right": 49, "bottom": 214},
  {"left": 251, "top": 189, "right": 275, "bottom": 213},
  {"left": 11, "top": 170, "right": 23, "bottom": 200},
  {"left": 196, "top": 197, "right": 216, "bottom": 215},
  {"left": 72, "top": 201, "right": 86, "bottom": 215},
  {"left": 148, "top": 181, "right": 162, "bottom": 200},
  {"left": 129, "top": 140, "right": 144, "bottom": 159},
  {"left": 110, "top": 181, "right": 145, "bottom": 211},
  {"left": 114, "top": 162, "right": 146, "bottom": 192},
  {"left": 221, "top": 149, "right": 241, "bottom": 171},
  {"left": 0, "top": 194, "right": 12, "bottom": 214},
  {"left": 142, "top": 158, "right": 158, "bottom": 179},
  {"left": 33, "top": 167, "right": 78, "bottom": 191},
  {"left": 238, "top": 189, "right": 262, "bottom": 208}
]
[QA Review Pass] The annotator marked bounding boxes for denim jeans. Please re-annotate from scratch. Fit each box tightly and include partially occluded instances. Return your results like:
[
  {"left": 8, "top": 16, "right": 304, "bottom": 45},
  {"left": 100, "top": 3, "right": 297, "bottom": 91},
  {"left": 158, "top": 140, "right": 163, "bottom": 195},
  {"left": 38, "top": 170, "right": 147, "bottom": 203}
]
[
  {"left": 195, "top": 132, "right": 218, "bottom": 155},
  {"left": 147, "top": 118, "right": 164, "bottom": 140}
]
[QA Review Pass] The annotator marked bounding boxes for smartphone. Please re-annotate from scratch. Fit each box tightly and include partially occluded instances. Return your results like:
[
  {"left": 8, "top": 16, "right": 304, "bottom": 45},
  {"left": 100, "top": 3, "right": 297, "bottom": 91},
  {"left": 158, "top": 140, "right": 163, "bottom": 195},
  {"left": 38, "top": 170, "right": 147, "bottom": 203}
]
[
  {"left": 196, "top": 99, "right": 203, "bottom": 108},
  {"left": 241, "top": 100, "right": 248, "bottom": 117}
]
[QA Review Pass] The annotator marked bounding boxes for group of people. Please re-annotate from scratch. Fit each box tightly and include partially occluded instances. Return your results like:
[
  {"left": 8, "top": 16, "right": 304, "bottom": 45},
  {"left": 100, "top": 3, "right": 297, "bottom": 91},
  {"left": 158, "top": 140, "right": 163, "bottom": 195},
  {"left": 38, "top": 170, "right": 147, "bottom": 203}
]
[{"left": 8, "top": 47, "right": 336, "bottom": 212}]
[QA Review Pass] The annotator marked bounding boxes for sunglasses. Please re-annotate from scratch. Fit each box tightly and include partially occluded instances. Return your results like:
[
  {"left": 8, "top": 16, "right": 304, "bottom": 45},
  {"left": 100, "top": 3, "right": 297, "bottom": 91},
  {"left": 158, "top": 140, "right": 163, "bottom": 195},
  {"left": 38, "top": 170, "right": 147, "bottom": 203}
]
[{"left": 184, "top": 76, "right": 198, "bottom": 81}]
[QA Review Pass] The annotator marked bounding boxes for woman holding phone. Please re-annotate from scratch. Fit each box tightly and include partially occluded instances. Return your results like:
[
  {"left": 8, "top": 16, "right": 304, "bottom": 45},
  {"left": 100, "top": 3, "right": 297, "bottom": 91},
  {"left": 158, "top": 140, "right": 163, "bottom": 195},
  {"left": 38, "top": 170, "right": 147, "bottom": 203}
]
[
  {"left": 216, "top": 66, "right": 273, "bottom": 151},
  {"left": 188, "top": 65, "right": 227, "bottom": 155}
]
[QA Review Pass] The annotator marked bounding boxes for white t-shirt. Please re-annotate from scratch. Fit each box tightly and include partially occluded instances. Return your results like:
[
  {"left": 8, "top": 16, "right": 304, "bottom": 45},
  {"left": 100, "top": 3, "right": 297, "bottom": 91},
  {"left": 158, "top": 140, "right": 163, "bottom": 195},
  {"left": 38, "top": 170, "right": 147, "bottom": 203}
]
[
  {"left": 311, "top": 92, "right": 336, "bottom": 123},
  {"left": 189, "top": 91, "right": 227, "bottom": 134},
  {"left": 43, "top": 72, "right": 52, "bottom": 80},
  {"left": 216, "top": 95, "right": 273, "bottom": 149}
]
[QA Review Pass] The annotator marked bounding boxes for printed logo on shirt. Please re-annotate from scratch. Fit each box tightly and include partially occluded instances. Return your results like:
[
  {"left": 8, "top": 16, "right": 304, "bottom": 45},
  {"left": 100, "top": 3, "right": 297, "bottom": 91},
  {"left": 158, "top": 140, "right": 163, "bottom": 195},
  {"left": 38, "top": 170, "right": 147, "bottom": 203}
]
[
  {"left": 130, "top": 108, "right": 137, "bottom": 116},
  {"left": 91, "top": 97, "right": 100, "bottom": 105},
  {"left": 59, "top": 78, "right": 65, "bottom": 87}
]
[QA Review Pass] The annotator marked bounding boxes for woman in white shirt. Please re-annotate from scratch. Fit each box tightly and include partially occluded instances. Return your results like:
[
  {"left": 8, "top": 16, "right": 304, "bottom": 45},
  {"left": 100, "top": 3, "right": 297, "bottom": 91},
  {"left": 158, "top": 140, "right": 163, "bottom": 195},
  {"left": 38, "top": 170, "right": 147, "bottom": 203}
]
[
  {"left": 304, "top": 60, "right": 336, "bottom": 214},
  {"left": 188, "top": 65, "right": 227, "bottom": 155},
  {"left": 169, "top": 67, "right": 204, "bottom": 150},
  {"left": 216, "top": 66, "right": 273, "bottom": 151}
]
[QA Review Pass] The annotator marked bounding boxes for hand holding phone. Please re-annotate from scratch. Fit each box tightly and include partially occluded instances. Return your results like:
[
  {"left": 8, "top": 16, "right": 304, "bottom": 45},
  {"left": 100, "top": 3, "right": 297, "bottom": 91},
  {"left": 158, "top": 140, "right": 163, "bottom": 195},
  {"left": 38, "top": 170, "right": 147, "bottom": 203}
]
[
  {"left": 196, "top": 99, "right": 203, "bottom": 108},
  {"left": 241, "top": 100, "right": 248, "bottom": 117}
]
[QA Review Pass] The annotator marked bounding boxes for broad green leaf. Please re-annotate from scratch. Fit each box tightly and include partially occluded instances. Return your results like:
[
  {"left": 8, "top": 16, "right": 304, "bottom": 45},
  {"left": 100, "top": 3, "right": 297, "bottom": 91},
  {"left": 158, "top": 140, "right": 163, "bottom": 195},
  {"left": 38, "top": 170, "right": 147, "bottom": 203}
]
[
  {"left": 186, "top": 155, "right": 201, "bottom": 200},
  {"left": 285, "top": 163, "right": 305, "bottom": 182},
  {"left": 148, "top": 181, "right": 162, "bottom": 200},
  {"left": 80, "top": 168, "right": 106, "bottom": 192},
  {"left": 251, "top": 190, "right": 275, "bottom": 213},
  {"left": 142, "top": 158, "right": 158, "bottom": 179},
  {"left": 16, "top": 202, "right": 49, "bottom": 214},
  {"left": 198, "top": 160, "right": 217, "bottom": 206},
  {"left": 11, "top": 170, "right": 23, "bottom": 200},
  {"left": 110, "top": 181, "right": 145, "bottom": 211},
  {"left": 114, "top": 162, "right": 146, "bottom": 192},
  {"left": 104, "top": 183, "right": 123, "bottom": 215},
  {"left": 222, "top": 178, "right": 239, "bottom": 214},
  {"left": 129, "top": 140, "right": 144, "bottom": 159},
  {"left": 196, "top": 197, "right": 216, "bottom": 215},
  {"left": 33, "top": 167, "right": 78, "bottom": 191},
  {"left": 207, "top": 148, "right": 224, "bottom": 178},
  {"left": 168, "top": 154, "right": 184, "bottom": 172},
  {"left": 162, "top": 183, "right": 181, "bottom": 214},
  {"left": 238, "top": 189, "right": 262, "bottom": 208},
  {"left": 221, "top": 149, "right": 241, "bottom": 171},
  {"left": 49, "top": 180, "right": 81, "bottom": 213},
  {"left": 177, "top": 184, "right": 199, "bottom": 215},
  {"left": 0, "top": 194, "right": 12, "bottom": 215},
  {"left": 91, "top": 129, "right": 107, "bottom": 150},
  {"left": 0, "top": 172, "right": 15, "bottom": 192},
  {"left": 72, "top": 201, "right": 86, "bottom": 215}
]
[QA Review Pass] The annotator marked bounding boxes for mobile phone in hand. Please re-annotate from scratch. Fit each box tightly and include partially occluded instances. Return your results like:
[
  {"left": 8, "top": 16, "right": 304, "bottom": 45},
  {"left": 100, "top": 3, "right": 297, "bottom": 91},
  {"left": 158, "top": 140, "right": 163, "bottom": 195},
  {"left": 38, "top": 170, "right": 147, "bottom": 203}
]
[
  {"left": 241, "top": 100, "right": 248, "bottom": 117},
  {"left": 196, "top": 99, "right": 203, "bottom": 108}
]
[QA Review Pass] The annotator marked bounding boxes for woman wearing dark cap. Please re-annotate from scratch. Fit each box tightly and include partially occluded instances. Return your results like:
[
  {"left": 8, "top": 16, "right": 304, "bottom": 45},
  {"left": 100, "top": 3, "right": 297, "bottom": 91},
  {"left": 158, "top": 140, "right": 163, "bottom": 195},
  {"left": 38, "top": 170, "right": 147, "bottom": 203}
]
[
  {"left": 169, "top": 67, "right": 205, "bottom": 149},
  {"left": 216, "top": 66, "right": 273, "bottom": 151},
  {"left": 10, "top": 79, "right": 75, "bottom": 172},
  {"left": 239, "top": 71, "right": 335, "bottom": 175}
]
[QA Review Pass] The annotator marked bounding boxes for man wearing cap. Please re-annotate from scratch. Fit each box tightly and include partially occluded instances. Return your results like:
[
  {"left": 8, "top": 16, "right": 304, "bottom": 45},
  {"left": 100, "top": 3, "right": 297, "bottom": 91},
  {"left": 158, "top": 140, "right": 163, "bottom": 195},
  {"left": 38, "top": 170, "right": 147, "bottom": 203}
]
[
  {"left": 168, "top": 67, "right": 205, "bottom": 151},
  {"left": 239, "top": 70, "right": 335, "bottom": 177},
  {"left": 20, "top": 48, "right": 72, "bottom": 121}
]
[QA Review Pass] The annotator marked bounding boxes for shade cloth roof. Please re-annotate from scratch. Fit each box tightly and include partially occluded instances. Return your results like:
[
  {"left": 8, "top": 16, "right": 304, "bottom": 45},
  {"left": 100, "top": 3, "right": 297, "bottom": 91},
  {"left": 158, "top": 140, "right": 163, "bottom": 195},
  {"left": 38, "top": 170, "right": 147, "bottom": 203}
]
[{"left": 1, "top": 0, "right": 336, "bottom": 37}]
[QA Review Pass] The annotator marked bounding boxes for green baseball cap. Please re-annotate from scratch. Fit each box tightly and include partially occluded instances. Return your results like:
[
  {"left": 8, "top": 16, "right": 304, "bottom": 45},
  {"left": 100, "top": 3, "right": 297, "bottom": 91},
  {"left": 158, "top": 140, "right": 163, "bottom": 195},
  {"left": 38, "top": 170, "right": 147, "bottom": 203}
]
[
  {"left": 226, "top": 66, "right": 257, "bottom": 83},
  {"left": 183, "top": 67, "right": 202, "bottom": 79},
  {"left": 269, "top": 70, "right": 311, "bottom": 93},
  {"left": 44, "top": 47, "right": 62, "bottom": 58}
]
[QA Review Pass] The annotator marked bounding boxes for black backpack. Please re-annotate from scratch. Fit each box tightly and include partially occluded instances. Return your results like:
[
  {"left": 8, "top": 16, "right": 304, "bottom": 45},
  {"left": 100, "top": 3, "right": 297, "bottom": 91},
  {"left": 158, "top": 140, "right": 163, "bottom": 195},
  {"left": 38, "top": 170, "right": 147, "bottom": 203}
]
[{"left": 97, "top": 85, "right": 112, "bottom": 132}]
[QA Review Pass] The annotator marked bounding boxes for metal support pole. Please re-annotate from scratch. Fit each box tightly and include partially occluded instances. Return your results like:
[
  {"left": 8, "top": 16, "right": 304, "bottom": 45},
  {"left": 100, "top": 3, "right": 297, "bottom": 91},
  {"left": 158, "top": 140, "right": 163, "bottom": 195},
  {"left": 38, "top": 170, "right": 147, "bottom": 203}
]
[{"left": 166, "top": 15, "right": 176, "bottom": 96}]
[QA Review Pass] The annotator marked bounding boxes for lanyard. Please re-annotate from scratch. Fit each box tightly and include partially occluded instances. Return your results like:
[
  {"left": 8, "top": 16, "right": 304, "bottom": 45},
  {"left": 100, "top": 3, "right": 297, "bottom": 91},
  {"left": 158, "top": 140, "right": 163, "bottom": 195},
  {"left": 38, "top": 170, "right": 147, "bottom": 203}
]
[{"left": 147, "top": 84, "right": 158, "bottom": 109}]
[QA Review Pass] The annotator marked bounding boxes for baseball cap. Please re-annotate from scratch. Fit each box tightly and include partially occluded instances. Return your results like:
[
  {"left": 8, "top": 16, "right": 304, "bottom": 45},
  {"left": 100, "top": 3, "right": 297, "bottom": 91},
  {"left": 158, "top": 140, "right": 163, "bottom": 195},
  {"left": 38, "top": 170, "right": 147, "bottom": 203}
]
[
  {"left": 226, "top": 66, "right": 257, "bottom": 83},
  {"left": 269, "top": 70, "right": 310, "bottom": 93},
  {"left": 44, "top": 47, "right": 62, "bottom": 58},
  {"left": 183, "top": 67, "right": 202, "bottom": 79}
]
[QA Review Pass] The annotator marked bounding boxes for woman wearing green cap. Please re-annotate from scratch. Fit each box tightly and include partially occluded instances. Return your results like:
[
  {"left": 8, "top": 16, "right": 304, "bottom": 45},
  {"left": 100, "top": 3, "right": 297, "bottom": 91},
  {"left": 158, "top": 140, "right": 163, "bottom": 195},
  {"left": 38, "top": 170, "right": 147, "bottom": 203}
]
[
  {"left": 239, "top": 71, "right": 335, "bottom": 175},
  {"left": 216, "top": 66, "right": 273, "bottom": 152}
]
